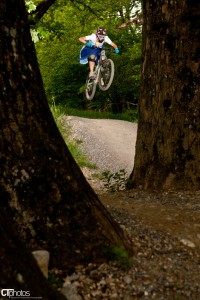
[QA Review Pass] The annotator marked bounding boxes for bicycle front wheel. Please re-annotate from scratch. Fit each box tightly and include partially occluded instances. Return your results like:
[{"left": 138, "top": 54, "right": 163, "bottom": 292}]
[
  {"left": 98, "top": 59, "right": 115, "bottom": 91},
  {"left": 85, "top": 76, "right": 97, "bottom": 100}
]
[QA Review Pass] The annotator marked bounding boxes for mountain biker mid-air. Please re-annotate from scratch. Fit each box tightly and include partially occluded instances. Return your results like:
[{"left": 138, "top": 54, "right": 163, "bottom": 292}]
[{"left": 79, "top": 27, "right": 119, "bottom": 79}]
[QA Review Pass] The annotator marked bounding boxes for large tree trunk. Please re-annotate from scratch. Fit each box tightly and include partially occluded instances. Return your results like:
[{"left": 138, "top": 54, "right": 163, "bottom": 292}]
[
  {"left": 130, "top": 1, "right": 200, "bottom": 190},
  {"left": 0, "top": 209, "right": 66, "bottom": 299},
  {"left": 0, "top": 0, "right": 132, "bottom": 275}
]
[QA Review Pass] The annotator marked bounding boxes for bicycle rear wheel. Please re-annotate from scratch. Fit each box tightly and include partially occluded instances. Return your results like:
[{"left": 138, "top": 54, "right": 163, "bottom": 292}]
[
  {"left": 98, "top": 59, "right": 115, "bottom": 91},
  {"left": 85, "top": 76, "right": 97, "bottom": 100}
]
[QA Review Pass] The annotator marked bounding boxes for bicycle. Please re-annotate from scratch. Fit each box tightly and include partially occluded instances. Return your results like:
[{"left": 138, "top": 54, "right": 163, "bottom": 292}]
[{"left": 85, "top": 48, "right": 115, "bottom": 101}]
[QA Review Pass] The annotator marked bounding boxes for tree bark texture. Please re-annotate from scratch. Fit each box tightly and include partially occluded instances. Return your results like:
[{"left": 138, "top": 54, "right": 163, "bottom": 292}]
[
  {"left": 0, "top": 209, "right": 66, "bottom": 299},
  {"left": 131, "top": 0, "right": 200, "bottom": 190},
  {"left": 0, "top": 0, "right": 133, "bottom": 274}
]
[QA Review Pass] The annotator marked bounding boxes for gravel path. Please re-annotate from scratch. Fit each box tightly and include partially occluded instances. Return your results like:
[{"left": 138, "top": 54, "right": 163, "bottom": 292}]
[
  {"left": 55, "top": 116, "right": 200, "bottom": 300},
  {"left": 66, "top": 116, "right": 137, "bottom": 175},
  {"left": 57, "top": 190, "right": 200, "bottom": 300}
]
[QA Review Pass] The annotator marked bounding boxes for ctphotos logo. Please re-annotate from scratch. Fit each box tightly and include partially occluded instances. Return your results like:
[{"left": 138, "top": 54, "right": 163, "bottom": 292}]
[
  {"left": 1, "top": 289, "right": 42, "bottom": 299},
  {"left": 1, "top": 289, "right": 30, "bottom": 298}
]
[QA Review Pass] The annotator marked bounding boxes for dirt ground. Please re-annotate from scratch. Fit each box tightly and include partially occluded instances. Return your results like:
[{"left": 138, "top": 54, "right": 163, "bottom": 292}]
[
  {"left": 100, "top": 189, "right": 200, "bottom": 252},
  {"left": 66, "top": 116, "right": 200, "bottom": 252},
  {"left": 59, "top": 116, "right": 200, "bottom": 299}
]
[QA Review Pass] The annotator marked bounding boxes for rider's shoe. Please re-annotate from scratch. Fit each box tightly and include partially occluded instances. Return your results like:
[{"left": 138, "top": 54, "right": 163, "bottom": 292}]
[{"left": 89, "top": 72, "right": 95, "bottom": 79}]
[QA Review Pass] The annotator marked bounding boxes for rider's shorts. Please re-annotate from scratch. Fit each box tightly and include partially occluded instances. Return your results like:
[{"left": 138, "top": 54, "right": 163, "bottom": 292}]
[{"left": 79, "top": 46, "right": 101, "bottom": 64}]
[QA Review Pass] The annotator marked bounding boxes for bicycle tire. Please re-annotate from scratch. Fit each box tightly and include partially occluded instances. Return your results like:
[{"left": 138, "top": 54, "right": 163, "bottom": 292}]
[
  {"left": 85, "top": 76, "right": 97, "bottom": 100},
  {"left": 98, "top": 59, "right": 115, "bottom": 91}
]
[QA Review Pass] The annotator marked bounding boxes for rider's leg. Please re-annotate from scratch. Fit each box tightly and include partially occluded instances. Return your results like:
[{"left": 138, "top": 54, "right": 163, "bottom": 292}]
[
  {"left": 88, "top": 55, "right": 96, "bottom": 78},
  {"left": 89, "top": 61, "right": 95, "bottom": 73}
]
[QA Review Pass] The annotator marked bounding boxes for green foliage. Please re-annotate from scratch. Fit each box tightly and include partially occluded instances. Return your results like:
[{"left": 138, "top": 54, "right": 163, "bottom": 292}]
[
  {"left": 50, "top": 101, "right": 66, "bottom": 136},
  {"left": 67, "top": 141, "right": 97, "bottom": 169},
  {"left": 63, "top": 107, "right": 138, "bottom": 122},
  {"left": 34, "top": 0, "right": 142, "bottom": 113},
  {"left": 109, "top": 247, "right": 132, "bottom": 269},
  {"left": 102, "top": 169, "right": 127, "bottom": 192},
  {"left": 49, "top": 102, "right": 138, "bottom": 122},
  {"left": 48, "top": 272, "right": 64, "bottom": 288},
  {"left": 50, "top": 103, "right": 96, "bottom": 169},
  {"left": 25, "top": 0, "right": 36, "bottom": 13}
]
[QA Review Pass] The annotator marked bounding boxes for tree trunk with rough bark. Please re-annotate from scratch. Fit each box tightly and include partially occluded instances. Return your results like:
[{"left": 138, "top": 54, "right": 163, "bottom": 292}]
[
  {"left": 0, "top": 210, "right": 67, "bottom": 299},
  {"left": 0, "top": 0, "right": 132, "bottom": 283},
  {"left": 130, "top": 1, "right": 200, "bottom": 190}
]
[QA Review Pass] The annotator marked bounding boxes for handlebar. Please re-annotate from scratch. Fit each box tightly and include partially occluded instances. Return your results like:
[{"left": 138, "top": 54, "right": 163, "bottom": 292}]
[
  {"left": 85, "top": 45, "right": 114, "bottom": 52},
  {"left": 101, "top": 47, "right": 114, "bottom": 52}
]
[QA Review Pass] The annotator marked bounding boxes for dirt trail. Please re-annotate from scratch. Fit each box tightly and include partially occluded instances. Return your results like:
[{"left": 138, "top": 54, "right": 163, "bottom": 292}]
[
  {"left": 66, "top": 116, "right": 200, "bottom": 253},
  {"left": 66, "top": 116, "right": 137, "bottom": 175},
  {"left": 100, "top": 190, "right": 200, "bottom": 251}
]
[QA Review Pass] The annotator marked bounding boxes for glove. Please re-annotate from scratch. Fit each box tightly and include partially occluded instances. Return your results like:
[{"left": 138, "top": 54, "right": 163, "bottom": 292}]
[
  {"left": 86, "top": 42, "right": 93, "bottom": 48},
  {"left": 114, "top": 48, "right": 119, "bottom": 54}
]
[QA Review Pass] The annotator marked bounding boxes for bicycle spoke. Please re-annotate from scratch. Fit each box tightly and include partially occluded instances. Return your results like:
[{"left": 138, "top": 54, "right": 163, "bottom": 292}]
[
  {"left": 85, "top": 76, "right": 97, "bottom": 100},
  {"left": 98, "top": 59, "right": 114, "bottom": 91}
]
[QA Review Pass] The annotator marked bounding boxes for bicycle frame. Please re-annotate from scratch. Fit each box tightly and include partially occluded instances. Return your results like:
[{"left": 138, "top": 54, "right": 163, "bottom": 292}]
[
  {"left": 92, "top": 63, "right": 101, "bottom": 84},
  {"left": 88, "top": 49, "right": 109, "bottom": 82},
  {"left": 85, "top": 48, "right": 115, "bottom": 100}
]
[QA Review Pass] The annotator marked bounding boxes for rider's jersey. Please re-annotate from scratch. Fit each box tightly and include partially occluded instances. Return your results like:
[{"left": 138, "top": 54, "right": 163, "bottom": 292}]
[{"left": 85, "top": 33, "right": 112, "bottom": 48}]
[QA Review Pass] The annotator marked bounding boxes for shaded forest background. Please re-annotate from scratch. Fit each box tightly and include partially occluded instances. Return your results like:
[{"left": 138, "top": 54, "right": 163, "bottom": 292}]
[{"left": 27, "top": 0, "right": 142, "bottom": 113}]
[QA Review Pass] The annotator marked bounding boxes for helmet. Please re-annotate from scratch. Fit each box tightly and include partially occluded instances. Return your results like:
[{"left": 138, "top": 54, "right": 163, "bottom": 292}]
[
  {"left": 96, "top": 27, "right": 106, "bottom": 42},
  {"left": 97, "top": 27, "right": 106, "bottom": 35}
]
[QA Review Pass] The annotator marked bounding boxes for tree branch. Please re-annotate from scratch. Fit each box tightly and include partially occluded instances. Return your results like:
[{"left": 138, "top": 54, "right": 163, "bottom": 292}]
[
  {"left": 116, "top": 16, "right": 143, "bottom": 30},
  {"left": 29, "top": 0, "right": 57, "bottom": 24},
  {"left": 29, "top": 0, "right": 104, "bottom": 25},
  {"left": 70, "top": 0, "right": 104, "bottom": 20}
]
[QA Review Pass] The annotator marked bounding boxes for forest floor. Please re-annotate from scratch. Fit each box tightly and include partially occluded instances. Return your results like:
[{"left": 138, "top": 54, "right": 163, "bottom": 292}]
[{"left": 57, "top": 116, "right": 200, "bottom": 300}]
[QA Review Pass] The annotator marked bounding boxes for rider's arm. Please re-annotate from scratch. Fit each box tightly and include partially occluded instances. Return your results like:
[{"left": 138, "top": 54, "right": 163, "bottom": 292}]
[
  {"left": 104, "top": 36, "right": 118, "bottom": 50},
  {"left": 79, "top": 36, "right": 87, "bottom": 44},
  {"left": 79, "top": 34, "right": 95, "bottom": 45},
  {"left": 111, "top": 41, "right": 118, "bottom": 50}
]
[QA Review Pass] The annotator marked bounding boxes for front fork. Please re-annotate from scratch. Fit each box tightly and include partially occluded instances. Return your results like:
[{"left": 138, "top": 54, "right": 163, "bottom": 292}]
[{"left": 93, "top": 64, "right": 101, "bottom": 84}]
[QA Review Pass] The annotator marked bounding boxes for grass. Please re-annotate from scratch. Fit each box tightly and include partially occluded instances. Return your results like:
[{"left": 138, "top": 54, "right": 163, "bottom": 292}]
[
  {"left": 108, "top": 246, "right": 132, "bottom": 270},
  {"left": 50, "top": 103, "right": 97, "bottom": 169},
  {"left": 50, "top": 104, "right": 138, "bottom": 123},
  {"left": 50, "top": 103, "right": 66, "bottom": 135},
  {"left": 67, "top": 141, "right": 96, "bottom": 169}
]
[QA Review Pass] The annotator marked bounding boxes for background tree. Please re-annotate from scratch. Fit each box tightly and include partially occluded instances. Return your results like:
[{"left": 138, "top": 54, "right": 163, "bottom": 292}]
[
  {"left": 33, "top": 0, "right": 142, "bottom": 113},
  {"left": 130, "top": 0, "right": 200, "bottom": 190},
  {"left": 0, "top": 0, "right": 132, "bottom": 279}
]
